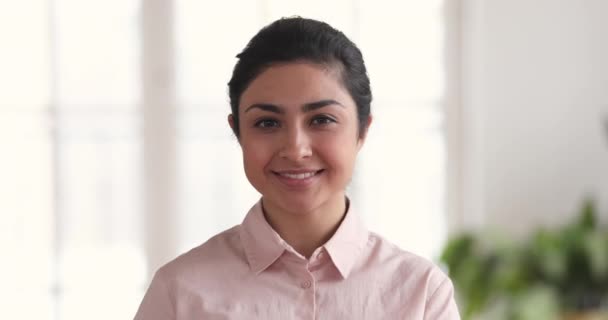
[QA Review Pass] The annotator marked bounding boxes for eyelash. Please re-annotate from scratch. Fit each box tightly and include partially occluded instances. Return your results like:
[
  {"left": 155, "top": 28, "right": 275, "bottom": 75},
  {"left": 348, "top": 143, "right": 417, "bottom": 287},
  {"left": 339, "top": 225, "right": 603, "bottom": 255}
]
[
  {"left": 310, "top": 115, "right": 337, "bottom": 126},
  {"left": 254, "top": 119, "right": 280, "bottom": 129},
  {"left": 253, "top": 115, "right": 337, "bottom": 129}
]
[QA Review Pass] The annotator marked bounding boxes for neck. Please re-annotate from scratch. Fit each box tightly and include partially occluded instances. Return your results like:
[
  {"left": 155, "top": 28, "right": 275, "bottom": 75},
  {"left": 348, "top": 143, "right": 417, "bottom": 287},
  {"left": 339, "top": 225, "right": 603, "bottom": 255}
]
[{"left": 262, "top": 195, "right": 348, "bottom": 259}]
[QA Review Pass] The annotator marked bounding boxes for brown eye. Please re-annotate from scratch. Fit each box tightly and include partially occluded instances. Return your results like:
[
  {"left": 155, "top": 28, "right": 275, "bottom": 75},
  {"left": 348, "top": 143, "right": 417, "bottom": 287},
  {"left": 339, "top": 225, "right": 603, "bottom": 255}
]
[
  {"left": 311, "top": 115, "right": 336, "bottom": 126},
  {"left": 254, "top": 118, "right": 280, "bottom": 129}
]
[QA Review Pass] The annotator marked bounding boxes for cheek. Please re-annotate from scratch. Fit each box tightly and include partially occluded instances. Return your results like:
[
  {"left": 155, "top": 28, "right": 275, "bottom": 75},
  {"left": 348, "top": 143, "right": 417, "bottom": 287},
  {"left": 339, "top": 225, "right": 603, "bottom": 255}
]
[
  {"left": 318, "top": 133, "right": 359, "bottom": 173},
  {"left": 242, "top": 140, "right": 273, "bottom": 175}
]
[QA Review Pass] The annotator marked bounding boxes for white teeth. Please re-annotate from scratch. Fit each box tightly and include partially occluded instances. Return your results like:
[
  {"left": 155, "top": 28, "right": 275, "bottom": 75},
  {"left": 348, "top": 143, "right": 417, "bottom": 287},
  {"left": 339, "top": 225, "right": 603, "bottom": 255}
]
[{"left": 279, "top": 171, "right": 317, "bottom": 179}]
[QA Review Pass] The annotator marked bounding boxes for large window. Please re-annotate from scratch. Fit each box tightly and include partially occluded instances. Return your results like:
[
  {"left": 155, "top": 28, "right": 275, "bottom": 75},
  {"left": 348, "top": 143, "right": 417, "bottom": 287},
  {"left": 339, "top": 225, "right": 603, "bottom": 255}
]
[{"left": 1, "top": 1, "right": 450, "bottom": 319}]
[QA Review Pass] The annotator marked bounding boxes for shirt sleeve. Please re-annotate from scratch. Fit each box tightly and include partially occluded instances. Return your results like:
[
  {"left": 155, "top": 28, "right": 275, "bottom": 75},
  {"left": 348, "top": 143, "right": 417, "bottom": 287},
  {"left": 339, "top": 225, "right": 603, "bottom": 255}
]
[
  {"left": 134, "top": 269, "right": 175, "bottom": 320},
  {"left": 424, "top": 277, "right": 461, "bottom": 320}
]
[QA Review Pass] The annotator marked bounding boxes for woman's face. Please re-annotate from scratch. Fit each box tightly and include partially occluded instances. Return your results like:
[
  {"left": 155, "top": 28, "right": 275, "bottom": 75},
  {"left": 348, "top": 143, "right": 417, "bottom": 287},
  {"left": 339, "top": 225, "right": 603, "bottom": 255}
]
[{"left": 230, "top": 62, "right": 369, "bottom": 215}]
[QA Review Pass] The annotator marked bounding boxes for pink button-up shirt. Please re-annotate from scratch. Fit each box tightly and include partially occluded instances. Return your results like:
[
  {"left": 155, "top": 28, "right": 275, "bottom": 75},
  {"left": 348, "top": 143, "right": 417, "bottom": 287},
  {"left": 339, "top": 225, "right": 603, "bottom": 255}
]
[{"left": 134, "top": 201, "right": 460, "bottom": 319}]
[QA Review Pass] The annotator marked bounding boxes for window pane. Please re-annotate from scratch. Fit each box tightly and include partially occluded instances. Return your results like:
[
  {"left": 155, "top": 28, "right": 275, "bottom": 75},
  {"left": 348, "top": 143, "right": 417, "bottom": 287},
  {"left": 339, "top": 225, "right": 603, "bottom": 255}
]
[
  {"left": 56, "top": 111, "right": 142, "bottom": 245},
  {"left": 264, "top": 0, "right": 356, "bottom": 39},
  {"left": 0, "top": 1, "right": 50, "bottom": 108},
  {"left": 54, "top": 0, "right": 140, "bottom": 107},
  {"left": 59, "top": 245, "right": 145, "bottom": 320},
  {"left": 176, "top": 0, "right": 264, "bottom": 106},
  {"left": 56, "top": 111, "right": 145, "bottom": 318},
  {"left": 359, "top": 0, "right": 445, "bottom": 101},
  {"left": 0, "top": 111, "right": 54, "bottom": 319},
  {"left": 355, "top": 105, "right": 445, "bottom": 259},
  {"left": 4, "top": 290, "right": 54, "bottom": 320},
  {"left": 176, "top": 107, "right": 259, "bottom": 252}
]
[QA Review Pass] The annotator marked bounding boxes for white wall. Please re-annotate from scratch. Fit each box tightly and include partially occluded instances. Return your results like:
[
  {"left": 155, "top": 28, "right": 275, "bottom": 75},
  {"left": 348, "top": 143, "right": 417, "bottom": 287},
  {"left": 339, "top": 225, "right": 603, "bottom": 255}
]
[{"left": 459, "top": 0, "right": 608, "bottom": 234}]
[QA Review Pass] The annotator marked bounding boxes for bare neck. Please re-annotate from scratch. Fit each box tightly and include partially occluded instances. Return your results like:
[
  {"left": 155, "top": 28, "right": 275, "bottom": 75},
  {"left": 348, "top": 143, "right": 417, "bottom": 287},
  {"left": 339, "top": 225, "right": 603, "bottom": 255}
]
[{"left": 261, "top": 196, "right": 348, "bottom": 259}]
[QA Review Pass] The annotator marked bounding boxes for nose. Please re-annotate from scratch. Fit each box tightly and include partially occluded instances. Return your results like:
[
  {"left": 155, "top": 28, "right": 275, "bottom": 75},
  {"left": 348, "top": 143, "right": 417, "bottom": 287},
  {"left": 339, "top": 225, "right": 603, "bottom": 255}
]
[{"left": 279, "top": 125, "right": 312, "bottom": 161}]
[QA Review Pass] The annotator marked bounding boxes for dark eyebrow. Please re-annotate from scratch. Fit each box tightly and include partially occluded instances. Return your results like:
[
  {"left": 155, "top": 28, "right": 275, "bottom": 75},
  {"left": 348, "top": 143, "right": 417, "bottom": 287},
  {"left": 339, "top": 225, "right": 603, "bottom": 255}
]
[
  {"left": 302, "top": 99, "right": 344, "bottom": 112},
  {"left": 244, "top": 99, "right": 343, "bottom": 114},
  {"left": 244, "top": 103, "right": 284, "bottom": 114}
]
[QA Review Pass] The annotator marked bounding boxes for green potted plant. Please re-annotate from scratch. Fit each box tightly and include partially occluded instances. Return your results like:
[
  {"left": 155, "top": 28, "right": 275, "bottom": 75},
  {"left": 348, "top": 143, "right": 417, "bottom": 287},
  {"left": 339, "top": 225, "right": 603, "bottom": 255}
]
[{"left": 441, "top": 199, "right": 608, "bottom": 320}]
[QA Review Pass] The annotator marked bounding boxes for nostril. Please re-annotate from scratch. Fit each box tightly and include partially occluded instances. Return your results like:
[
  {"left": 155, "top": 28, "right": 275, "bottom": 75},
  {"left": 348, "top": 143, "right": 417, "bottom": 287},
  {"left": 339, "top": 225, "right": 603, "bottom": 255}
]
[{"left": 279, "top": 141, "right": 313, "bottom": 159}]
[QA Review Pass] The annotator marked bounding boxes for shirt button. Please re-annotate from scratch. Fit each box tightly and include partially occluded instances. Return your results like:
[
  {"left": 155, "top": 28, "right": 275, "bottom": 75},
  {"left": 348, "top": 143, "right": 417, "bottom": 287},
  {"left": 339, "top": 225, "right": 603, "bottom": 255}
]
[{"left": 300, "top": 280, "right": 311, "bottom": 289}]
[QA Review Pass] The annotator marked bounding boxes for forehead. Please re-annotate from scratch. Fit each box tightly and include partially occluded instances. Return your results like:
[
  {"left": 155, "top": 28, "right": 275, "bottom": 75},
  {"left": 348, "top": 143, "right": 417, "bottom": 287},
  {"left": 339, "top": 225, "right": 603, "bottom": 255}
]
[{"left": 239, "top": 62, "right": 354, "bottom": 112}]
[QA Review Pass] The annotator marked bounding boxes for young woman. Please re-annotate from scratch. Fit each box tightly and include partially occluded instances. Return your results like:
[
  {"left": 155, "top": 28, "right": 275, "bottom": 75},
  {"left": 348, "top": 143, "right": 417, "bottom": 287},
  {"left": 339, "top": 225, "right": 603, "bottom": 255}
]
[{"left": 135, "top": 17, "right": 460, "bottom": 319}]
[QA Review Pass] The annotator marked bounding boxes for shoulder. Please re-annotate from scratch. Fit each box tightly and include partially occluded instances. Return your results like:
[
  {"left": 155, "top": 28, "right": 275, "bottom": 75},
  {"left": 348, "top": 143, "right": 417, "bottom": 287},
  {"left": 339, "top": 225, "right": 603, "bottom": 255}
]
[
  {"left": 358, "top": 232, "right": 460, "bottom": 318},
  {"left": 135, "top": 225, "right": 252, "bottom": 319},
  {"left": 156, "top": 225, "right": 246, "bottom": 284},
  {"left": 363, "top": 232, "right": 452, "bottom": 297}
]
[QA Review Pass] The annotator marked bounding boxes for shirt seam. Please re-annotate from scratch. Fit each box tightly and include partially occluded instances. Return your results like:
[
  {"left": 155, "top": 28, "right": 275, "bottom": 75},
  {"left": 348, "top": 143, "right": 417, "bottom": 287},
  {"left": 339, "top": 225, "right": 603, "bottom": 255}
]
[{"left": 426, "top": 276, "right": 449, "bottom": 305}]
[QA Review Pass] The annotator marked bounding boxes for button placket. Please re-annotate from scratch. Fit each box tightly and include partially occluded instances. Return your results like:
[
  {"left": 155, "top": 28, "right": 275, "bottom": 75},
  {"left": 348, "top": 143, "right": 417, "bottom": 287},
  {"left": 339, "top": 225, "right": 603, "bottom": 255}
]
[{"left": 299, "top": 266, "right": 315, "bottom": 290}]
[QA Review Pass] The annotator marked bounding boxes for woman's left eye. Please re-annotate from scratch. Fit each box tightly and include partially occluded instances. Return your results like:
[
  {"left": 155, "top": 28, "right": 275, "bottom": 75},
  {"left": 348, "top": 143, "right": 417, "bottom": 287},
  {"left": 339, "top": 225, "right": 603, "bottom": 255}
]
[{"left": 311, "top": 116, "right": 336, "bottom": 126}]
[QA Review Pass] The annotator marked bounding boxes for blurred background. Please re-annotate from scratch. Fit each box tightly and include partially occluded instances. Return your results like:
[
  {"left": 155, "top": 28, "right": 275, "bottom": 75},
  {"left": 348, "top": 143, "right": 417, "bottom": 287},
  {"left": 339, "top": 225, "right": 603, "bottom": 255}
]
[{"left": 0, "top": 0, "right": 606, "bottom": 319}]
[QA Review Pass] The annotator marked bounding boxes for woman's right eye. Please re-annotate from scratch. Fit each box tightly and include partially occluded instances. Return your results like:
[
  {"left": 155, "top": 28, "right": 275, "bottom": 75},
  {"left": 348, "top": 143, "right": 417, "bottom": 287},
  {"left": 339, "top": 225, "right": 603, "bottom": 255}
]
[{"left": 254, "top": 119, "right": 280, "bottom": 129}]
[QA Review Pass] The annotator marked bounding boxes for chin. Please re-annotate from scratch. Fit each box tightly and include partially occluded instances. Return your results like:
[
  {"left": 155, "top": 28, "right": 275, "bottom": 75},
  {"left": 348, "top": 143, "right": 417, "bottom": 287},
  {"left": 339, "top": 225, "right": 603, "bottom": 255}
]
[{"left": 268, "top": 193, "right": 327, "bottom": 214}]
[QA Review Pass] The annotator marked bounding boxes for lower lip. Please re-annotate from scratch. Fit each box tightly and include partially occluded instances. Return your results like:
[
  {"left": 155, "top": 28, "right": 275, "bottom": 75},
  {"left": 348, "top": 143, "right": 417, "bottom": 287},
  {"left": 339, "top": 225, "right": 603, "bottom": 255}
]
[{"left": 273, "top": 170, "right": 323, "bottom": 189}]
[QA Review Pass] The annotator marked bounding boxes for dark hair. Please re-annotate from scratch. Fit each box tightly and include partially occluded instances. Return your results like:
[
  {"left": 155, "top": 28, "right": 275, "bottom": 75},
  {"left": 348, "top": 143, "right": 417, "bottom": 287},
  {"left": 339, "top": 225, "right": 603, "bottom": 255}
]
[{"left": 227, "top": 17, "right": 372, "bottom": 138}]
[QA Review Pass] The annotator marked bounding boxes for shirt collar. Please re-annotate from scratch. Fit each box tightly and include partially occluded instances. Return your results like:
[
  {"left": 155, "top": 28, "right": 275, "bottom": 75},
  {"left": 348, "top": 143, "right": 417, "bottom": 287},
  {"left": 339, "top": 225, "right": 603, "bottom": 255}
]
[
  {"left": 239, "top": 198, "right": 369, "bottom": 279},
  {"left": 239, "top": 201, "right": 287, "bottom": 275},
  {"left": 322, "top": 199, "right": 369, "bottom": 279}
]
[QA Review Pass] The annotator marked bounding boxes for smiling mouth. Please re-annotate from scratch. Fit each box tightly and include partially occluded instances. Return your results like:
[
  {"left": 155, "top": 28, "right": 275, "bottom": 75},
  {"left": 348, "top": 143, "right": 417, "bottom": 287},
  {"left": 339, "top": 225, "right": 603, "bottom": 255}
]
[{"left": 272, "top": 169, "right": 325, "bottom": 180}]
